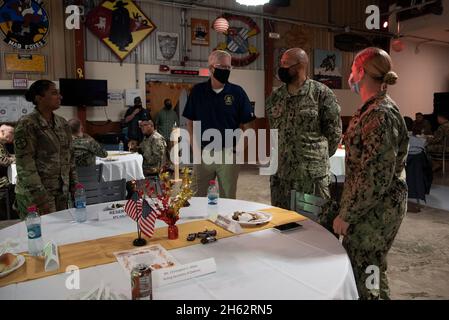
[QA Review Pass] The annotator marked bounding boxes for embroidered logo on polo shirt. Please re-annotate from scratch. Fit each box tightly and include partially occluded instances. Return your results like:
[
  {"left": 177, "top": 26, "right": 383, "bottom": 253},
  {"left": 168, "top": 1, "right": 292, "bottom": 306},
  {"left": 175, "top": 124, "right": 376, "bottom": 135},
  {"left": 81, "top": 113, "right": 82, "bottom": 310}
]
[{"left": 224, "top": 95, "right": 234, "bottom": 106}]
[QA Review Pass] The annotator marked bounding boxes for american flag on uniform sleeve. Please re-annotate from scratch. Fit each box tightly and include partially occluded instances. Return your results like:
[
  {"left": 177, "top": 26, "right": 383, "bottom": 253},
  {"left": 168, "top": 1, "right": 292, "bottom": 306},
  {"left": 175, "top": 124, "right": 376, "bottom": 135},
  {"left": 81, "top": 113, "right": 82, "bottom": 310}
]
[
  {"left": 125, "top": 192, "right": 142, "bottom": 222},
  {"left": 139, "top": 199, "right": 160, "bottom": 238}
]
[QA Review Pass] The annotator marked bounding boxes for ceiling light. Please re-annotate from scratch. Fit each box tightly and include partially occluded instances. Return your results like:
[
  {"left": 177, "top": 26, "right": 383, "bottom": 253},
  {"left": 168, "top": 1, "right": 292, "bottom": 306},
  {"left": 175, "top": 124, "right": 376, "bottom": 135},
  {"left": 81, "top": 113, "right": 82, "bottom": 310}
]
[{"left": 236, "top": 0, "right": 270, "bottom": 5}]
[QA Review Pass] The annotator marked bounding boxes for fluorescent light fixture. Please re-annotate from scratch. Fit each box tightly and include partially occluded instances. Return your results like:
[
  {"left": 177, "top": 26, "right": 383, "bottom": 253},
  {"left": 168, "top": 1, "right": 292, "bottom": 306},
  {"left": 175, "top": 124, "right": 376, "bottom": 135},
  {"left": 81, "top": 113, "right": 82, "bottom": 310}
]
[{"left": 236, "top": 0, "right": 270, "bottom": 5}]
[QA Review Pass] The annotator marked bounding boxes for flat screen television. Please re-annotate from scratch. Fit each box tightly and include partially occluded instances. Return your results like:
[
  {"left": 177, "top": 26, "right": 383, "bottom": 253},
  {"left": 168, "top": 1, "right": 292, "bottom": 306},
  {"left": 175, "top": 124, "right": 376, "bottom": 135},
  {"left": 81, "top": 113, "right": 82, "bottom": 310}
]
[{"left": 59, "top": 79, "right": 108, "bottom": 107}]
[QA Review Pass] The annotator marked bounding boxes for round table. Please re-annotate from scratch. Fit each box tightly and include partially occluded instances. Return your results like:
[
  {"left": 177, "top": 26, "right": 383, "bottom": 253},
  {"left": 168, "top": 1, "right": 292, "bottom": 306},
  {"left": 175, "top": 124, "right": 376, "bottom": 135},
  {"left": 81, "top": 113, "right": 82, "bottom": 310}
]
[
  {"left": 0, "top": 198, "right": 358, "bottom": 300},
  {"left": 96, "top": 151, "right": 145, "bottom": 182},
  {"left": 7, "top": 151, "right": 145, "bottom": 185}
]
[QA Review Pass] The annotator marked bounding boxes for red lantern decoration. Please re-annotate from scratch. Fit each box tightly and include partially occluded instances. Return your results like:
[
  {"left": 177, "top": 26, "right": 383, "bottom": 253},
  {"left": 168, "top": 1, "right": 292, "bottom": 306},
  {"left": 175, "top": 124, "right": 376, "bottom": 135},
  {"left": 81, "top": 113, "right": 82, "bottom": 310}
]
[
  {"left": 213, "top": 17, "right": 229, "bottom": 34},
  {"left": 392, "top": 39, "right": 405, "bottom": 52}
]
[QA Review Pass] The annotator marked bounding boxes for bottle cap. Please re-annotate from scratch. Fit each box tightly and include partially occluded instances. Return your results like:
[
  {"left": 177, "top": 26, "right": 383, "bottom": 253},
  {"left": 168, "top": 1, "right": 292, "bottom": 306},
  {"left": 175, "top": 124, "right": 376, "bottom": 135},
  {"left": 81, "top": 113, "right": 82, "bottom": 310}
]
[
  {"left": 27, "top": 205, "right": 37, "bottom": 212},
  {"left": 75, "top": 183, "right": 84, "bottom": 189}
]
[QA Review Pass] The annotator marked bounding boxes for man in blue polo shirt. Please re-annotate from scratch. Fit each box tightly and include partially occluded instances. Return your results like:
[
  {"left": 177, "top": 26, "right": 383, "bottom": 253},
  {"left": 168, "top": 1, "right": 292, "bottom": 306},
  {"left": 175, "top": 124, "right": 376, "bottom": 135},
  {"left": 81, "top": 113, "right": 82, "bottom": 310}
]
[{"left": 183, "top": 50, "right": 254, "bottom": 199}]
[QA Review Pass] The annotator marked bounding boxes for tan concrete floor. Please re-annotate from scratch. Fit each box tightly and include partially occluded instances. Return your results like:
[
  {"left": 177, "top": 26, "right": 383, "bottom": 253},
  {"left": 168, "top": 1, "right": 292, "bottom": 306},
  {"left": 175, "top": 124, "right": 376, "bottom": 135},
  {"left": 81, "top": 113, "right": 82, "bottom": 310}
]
[{"left": 236, "top": 166, "right": 449, "bottom": 300}]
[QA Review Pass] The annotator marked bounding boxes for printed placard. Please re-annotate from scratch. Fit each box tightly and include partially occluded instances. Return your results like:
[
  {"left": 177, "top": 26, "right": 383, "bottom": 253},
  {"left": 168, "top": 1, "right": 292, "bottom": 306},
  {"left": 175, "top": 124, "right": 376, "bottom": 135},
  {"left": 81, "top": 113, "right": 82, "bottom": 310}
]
[
  {"left": 43, "top": 241, "right": 59, "bottom": 272},
  {"left": 98, "top": 208, "right": 127, "bottom": 221},
  {"left": 212, "top": 214, "right": 242, "bottom": 234},
  {"left": 152, "top": 258, "right": 216, "bottom": 288}
]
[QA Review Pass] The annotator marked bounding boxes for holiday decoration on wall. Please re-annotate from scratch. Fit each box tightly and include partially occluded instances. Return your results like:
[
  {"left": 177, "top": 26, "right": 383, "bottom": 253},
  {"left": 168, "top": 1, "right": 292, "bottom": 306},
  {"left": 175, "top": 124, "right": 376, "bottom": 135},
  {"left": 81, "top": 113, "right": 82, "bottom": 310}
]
[
  {"left": 215, "top": 13, "right": 260, "bottom": 67},
  {"left": 86, "top": 0, "right": 156, "bottom": 61},
  {"left": 156, "top": 31, "right": 180, "bottom": 61},
  {"left": 0, "top": 0, "right": 49, "bottom": 50},
  {"left": 191, "top": 18, "right": 209, "bottom": 46}
]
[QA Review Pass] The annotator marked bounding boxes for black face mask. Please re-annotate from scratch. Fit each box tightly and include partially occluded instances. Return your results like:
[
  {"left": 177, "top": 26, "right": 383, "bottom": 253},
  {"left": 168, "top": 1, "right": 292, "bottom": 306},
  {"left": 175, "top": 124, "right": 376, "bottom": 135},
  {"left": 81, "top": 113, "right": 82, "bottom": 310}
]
[
  {"left": 164, "top": 103, "right": 172, "bottom": 109},
  {"left": 278, "top": 63, "right": 300, "bottom": 84},
  {"left": 213, "top": 68, "right": 231, "bottom": 84}
]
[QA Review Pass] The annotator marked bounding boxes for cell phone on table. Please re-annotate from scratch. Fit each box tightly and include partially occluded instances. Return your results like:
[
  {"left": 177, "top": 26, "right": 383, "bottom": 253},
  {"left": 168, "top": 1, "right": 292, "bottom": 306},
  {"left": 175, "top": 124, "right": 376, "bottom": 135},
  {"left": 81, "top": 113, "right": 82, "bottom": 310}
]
[{"left": 274, "top": 222, "right": 303, "bottom": 232}]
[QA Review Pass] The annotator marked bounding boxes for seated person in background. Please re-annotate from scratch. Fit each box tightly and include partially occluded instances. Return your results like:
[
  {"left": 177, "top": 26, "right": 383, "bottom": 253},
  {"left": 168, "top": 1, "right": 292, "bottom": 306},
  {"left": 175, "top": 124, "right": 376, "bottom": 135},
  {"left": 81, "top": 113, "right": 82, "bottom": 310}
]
[
  {"left": 405, "top": 116, "right": 426, "bottom": 155},
  {"left": 128, "top": 139, "right": 139, "bottom": 153},
  {"left": 426, "top": 112, "right": 449, "bottom": 154},
  {"left": 413, "top": 112, "right": 432, "bottom": 135},
  {"left": 139, "top": 120, "right": 166, "bottom": 176},
  {"left": 0, "top": 124, "right": 17, "bottom": 219},
  {"left": 68, "top": 119, "right": 108, "bottom": 167},
  {"left": 0, "top": 125, "right": 15, "bottom": 189}
]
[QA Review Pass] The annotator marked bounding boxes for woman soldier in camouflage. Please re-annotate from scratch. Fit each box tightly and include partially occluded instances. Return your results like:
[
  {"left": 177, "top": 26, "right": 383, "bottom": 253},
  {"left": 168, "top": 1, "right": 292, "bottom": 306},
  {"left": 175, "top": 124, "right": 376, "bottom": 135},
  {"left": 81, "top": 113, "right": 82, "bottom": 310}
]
[
  {"left": 333, "top": 48, "right": 409, "bottom": 300},
  {"left": 14, "top": 80, "right": 78, "bottom": 218}
]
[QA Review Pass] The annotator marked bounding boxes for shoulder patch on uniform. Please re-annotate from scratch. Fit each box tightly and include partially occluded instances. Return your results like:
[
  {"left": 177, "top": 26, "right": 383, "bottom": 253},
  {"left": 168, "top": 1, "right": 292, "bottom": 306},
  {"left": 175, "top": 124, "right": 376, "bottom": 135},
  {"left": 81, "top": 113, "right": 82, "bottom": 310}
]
[{"left": 15, "top": 137, "right": 27, "bottom": 150}]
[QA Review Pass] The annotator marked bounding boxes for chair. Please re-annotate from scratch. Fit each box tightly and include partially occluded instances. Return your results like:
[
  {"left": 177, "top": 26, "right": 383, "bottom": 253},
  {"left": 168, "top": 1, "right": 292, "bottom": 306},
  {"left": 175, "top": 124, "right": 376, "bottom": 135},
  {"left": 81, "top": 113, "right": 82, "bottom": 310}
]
[
  {"left": 429, "top": 136, "right": 448, "bottom": 175},
  {"left": 82, "top": 181, "right": 102, "bottom": 205},
  {"left": 100, "top": 179, "right": 127, "bottom": 203},
  {"left": 0, "top": 188, "right": 11, "bottom": 220},
  {"left": 290, "top": 190, "right": 328, "bottom": 222},
  {"left": 82, "top": 179, "right": 127, "bottom": 205},
  {"left": 76, "top": 164, "right": 103, "bottom": 184}
]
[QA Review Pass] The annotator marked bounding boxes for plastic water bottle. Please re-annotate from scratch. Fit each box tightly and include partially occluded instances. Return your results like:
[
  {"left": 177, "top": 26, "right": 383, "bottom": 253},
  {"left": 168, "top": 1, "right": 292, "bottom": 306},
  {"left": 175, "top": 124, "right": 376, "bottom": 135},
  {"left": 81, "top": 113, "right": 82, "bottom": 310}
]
[
  {"left": 118, "top": 140, "right": 124, "bottom": 154},
  {"left": 207, "top": 180, "right": 219, "bottom": 205},
  {"left": 25, "top": 205, "right": 44, "bottom": 256},
  {"left": 74, "top": 183, "right": 87, "bottom": 223}
]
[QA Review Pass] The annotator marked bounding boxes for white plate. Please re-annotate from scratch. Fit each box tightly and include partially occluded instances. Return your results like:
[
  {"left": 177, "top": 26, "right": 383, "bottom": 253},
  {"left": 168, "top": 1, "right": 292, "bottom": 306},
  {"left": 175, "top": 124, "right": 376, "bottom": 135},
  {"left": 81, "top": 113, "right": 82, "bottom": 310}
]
[
  {"left": 228, "top": 211, "right": 272, "bottom": 226},
  {"left": 0, "top": 254, "right": 25, "bottom": 278}
]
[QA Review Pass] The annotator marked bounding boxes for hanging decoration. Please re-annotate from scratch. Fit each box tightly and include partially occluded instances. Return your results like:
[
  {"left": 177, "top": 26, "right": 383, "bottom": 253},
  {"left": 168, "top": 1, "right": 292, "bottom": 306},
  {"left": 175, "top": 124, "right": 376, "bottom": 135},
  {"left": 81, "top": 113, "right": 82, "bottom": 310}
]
[
  {"left": 0, "top": 0, "right": 50, "bottom": 50},
  {"left": 86, "top": 0, "right": 156, "bottom": 62},
  {"left": 212, "top": 17, "right": 229, "bottom": 34},
  {"left": 215, "top": 13, "right": 260, "bottom": 67}
]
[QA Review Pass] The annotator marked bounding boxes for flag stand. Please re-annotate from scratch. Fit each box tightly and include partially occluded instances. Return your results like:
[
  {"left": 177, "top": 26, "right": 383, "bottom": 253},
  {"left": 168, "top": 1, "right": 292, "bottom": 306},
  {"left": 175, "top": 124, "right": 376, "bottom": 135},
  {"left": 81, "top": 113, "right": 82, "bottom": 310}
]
[{"left": 133, "top": 219, "right": 147, "bottom": 247}]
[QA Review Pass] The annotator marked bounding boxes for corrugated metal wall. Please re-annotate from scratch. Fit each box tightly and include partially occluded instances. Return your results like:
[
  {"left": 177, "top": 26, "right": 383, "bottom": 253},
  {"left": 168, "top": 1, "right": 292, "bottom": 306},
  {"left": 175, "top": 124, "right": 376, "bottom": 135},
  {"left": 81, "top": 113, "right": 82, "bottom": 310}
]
[{"left": 85, "top": 0, "right": 265, "bottom": 70}]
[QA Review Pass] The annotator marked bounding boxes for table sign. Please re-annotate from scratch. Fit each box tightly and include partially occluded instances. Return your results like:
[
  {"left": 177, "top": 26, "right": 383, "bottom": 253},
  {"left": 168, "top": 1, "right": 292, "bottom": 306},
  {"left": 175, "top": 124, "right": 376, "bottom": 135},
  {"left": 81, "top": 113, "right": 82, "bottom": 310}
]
[
  {"left": 213, "top": 214, "right": 242, "bottom": 234},
  {"left": 98, "top": 208, "right": 127, "bottom": 221},
  {"left": 152, "top": 258, "right": 216, "bottom": 288},
  {"left": 43, "top": 242, "right": 59, "bottom": 272}
]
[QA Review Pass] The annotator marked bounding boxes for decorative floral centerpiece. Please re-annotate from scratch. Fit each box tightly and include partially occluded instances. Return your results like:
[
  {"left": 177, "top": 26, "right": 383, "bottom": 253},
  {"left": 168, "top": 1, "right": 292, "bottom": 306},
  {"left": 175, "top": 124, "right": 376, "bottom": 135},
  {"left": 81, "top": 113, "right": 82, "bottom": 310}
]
[{"left": 143, "top": 168, "right": 194, "bottom": 239}]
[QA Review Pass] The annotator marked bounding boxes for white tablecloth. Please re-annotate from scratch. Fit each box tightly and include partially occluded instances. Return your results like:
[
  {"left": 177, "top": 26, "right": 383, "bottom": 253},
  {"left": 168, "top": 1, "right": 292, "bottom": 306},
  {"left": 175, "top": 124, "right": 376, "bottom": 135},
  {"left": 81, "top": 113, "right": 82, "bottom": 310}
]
[
  {"left": 330, "top": 148, "right": 346, "bottom": 177},
  {"left": 0, "top": 198, "right": 358, "bottom": 300},
  {"left": 97, "top": 152, "right": 145, "bottom": 182},
  {"left": 7, "top": 152, "right": 145, "bottom": 185}
]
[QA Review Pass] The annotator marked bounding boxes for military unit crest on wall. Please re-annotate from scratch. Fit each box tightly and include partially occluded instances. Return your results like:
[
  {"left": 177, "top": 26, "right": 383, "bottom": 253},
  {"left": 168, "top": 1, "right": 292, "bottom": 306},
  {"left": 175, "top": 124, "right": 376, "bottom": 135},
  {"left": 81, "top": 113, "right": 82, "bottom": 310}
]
[{"left": 0, "top": 0, "right": 49, "bottom": 50}]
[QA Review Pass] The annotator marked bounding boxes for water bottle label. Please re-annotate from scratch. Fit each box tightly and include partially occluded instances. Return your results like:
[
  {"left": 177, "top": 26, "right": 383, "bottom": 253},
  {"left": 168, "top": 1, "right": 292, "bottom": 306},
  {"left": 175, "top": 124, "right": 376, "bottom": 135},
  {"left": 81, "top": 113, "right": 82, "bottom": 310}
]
[
  {"left": 27, "top": 224, "right": 42, "bottom": 239},
  {"left": 75, "top": 200, "right": 86, "bottom": 209}
]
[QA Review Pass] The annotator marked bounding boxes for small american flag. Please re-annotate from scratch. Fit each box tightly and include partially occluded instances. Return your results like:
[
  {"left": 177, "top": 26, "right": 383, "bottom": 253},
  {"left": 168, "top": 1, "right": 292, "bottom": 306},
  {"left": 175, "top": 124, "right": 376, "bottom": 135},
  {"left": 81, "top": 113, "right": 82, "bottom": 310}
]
[
  {"left": 139, "top": 199, "right": 160, "bottom": 238},
  {"left": 125, "top": 192, "right": 142, "bottom": 222}
]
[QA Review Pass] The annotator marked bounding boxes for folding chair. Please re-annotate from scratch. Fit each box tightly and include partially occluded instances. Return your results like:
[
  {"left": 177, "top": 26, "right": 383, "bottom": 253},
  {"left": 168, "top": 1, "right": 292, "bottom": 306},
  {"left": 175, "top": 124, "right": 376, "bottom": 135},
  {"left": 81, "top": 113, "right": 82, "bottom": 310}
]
[
  {"left": 290, "top": 190, "right": 328, "bottom": 222},
  {"left": 76, "top": 164, "right": 103, "bottom": 184}
]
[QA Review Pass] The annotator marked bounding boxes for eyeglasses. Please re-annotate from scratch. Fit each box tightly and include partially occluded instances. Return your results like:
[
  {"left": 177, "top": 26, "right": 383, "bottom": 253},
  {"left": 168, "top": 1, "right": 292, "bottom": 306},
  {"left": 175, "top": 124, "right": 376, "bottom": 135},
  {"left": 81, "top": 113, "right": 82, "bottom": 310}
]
[{"left": 213, "top": 64, "right": 232, "bottom": 71}]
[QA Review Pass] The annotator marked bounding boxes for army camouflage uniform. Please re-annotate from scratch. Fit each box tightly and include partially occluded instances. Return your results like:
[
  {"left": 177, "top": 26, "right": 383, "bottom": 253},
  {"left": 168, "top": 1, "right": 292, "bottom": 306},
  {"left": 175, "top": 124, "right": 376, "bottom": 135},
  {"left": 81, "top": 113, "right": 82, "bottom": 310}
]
[
  {"left": 266, "top": 79, "right": 342, "bottom": 209},
  {"left": 338, "top": 91, "right": 409, "bottom": 300},
  {"left": 426, "top": 121, "right": 449, "bottom": 153},
  {"left": 140, "top": 131, "right": 167, "bottom": 176},
  {"left": 14, "top": 110, "right": 78, "bottom": 219},
  {"left": 0, "top": 141, "right": 15, "bottom": 189},
  {"left": 73, "top": 134, "right": 108, "bottom": 167}
]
